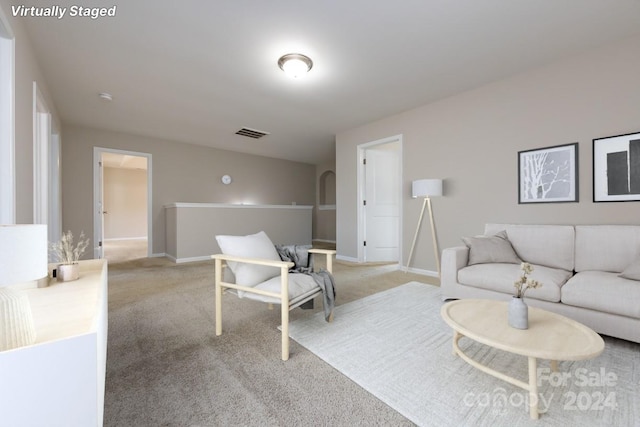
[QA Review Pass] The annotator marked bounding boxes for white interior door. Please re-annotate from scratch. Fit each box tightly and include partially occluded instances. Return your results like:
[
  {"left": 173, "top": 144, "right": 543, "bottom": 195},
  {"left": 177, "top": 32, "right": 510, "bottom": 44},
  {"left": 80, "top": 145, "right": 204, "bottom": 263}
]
[{"left": 363, "top": 142, "right": 400, "bottom": 262}]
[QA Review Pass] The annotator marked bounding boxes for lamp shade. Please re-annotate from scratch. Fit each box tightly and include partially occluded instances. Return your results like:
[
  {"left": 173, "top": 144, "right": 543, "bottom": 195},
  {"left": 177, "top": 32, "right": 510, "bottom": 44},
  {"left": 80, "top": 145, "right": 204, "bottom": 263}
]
[
  {"left": 0, "top": 224, "right": 48, "bottom": 287},
  {"left": 412, "top": 179, "right": 443, "bottom": 198}
]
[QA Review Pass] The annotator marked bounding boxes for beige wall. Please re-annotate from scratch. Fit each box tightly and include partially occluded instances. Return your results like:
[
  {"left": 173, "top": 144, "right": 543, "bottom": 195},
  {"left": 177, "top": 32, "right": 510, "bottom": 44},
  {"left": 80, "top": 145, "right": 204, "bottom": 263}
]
[
  {"left": 1, "top": 1, "right": 60, "bottom": 223},
  {"left": 61, "top": 125, "right": 316, "bottom": 256},
  {"left": 103, "top": 167, "right": 147, "bottom": 239},
  {"left": 336, "top": 35, "right": 640, "bottom": 272}
]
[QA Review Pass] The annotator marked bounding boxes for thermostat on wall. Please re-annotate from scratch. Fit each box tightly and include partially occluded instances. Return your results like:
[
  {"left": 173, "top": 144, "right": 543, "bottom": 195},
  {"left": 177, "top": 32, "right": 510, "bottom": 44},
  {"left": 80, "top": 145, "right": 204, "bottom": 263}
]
[{"left": 221, "top": 174, "right": 232, "bottom": 185}]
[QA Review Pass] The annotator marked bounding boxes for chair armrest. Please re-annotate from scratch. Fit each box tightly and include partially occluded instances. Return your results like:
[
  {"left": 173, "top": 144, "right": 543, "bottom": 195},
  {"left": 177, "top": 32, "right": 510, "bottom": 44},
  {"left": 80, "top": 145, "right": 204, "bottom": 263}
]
[
  {"left": 308, "top": 248, "right": 336, "bottom": 273},
  {"left": 211, "top": 253, "right": 294, "bottom": 269},
  {"left": 308, "top": 248, "right": 336, "bottom": 256},
  {"left": 212, "top": 254, "right": 294, "bottom": 301}
]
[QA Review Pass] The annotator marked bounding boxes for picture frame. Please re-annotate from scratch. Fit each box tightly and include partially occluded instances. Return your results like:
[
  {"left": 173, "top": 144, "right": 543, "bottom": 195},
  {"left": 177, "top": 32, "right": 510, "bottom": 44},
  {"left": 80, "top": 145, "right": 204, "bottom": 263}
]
[
  {"left": 593, "top": 131, "right": 640, "bottom": 202},
  {"left": 518, "top": 143, "right": 579, "bottom": 204}
]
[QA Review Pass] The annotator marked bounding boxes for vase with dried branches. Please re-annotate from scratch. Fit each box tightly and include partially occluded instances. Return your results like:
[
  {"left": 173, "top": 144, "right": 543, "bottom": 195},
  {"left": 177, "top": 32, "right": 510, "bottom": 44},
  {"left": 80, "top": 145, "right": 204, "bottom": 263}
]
[
  {"left": 509, "top": 262, "right": 543, "bottom": 329},
  {"left": 50, "top": 231, "right": 89, "bottom": 282}
]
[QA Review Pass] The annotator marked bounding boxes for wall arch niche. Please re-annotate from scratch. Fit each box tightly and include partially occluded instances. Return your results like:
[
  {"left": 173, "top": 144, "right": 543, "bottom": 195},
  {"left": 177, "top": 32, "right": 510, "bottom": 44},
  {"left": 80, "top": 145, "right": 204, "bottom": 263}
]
[{"left": 319, "top": 170, "right": 336, "bottom": 208}]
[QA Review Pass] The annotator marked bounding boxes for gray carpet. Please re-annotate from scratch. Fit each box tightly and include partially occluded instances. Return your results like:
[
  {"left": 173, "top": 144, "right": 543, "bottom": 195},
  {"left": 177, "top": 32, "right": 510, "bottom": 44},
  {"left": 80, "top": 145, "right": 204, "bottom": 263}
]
[
  {"left": 105, "top": 257, "right": 435, "bottom": 426},
  {"left": 287, "top": 282, "right": 640, "bottom": 427}
]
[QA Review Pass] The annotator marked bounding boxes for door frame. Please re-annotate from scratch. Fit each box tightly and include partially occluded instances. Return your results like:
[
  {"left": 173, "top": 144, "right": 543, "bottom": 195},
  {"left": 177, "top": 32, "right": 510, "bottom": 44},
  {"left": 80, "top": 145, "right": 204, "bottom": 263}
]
[
  {"left": 357, "top": 134, "right": 403, "bottom": 263},
  {"left": 33, "top": 82, "right": 51, "bottom": 226},
  {"left": 93, "top": 147, "right": 153, "bottom": 258},
  {"left": 48, "top": 132, "right": 62, "bottom": 244},
  {"left": 0, "top": 8, "right": 15, "bottom": 224}
]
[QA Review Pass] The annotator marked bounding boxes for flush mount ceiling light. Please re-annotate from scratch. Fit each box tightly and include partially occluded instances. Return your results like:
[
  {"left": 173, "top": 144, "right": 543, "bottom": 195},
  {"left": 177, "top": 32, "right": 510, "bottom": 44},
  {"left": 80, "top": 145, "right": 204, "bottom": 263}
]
[
  {"left": 98, "top": 92, "right": 113, "bottom": 101},
  {"left": 277, "top": 53, "right": 313, "bottom": 78}
]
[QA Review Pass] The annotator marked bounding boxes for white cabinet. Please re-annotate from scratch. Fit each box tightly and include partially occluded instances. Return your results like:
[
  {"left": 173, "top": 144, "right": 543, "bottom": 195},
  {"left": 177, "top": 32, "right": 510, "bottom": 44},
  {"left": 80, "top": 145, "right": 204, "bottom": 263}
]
[{"left": 0, "top": 259, "right": 108, "bottom": 427}]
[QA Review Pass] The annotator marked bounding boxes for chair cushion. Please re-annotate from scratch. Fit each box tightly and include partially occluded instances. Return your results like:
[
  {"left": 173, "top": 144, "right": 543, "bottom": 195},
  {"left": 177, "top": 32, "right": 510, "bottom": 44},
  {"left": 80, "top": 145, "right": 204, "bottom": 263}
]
[
  {"left": 241, "top": 273, "right": 321, "bottom": 305},
  {"left": 461, "top": 230, "right": 522, "bottom": 265},
  {"left": 215, "top": 231, "right": 281, "bottom": 286}
]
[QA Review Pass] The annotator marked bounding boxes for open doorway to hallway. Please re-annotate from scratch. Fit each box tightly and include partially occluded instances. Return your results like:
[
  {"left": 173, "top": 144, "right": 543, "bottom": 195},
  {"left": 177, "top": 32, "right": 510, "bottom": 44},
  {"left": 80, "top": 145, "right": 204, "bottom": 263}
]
[{"left": 98, "top": 150, "right": 151, "bottom": 263}]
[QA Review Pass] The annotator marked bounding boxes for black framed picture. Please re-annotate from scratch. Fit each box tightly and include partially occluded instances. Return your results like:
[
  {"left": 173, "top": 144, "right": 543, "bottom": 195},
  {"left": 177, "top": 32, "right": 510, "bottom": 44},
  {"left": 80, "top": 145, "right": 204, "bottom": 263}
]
[
  {"left": 518, "top": 143, "right": 579, "bottom": 204},
  {"left": 593, "top": 131, "right": 640, "bottom": 202}
]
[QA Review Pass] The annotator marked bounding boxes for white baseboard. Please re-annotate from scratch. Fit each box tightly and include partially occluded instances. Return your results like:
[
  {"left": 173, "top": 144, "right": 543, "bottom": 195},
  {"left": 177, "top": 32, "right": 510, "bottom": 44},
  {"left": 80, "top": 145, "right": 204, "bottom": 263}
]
[
  {"left": 401, "top": 265, "right": 439, "bottom": 278},
  {"left": 336, "top": 254, "right": 359, "bottom": 263},
  {"left": 151, "top": 252, "right": 167, "bottom": 259},
  {"left": 104, "top": 237, "right": 147, "bottom": 241},
  {"left": 170, "top": 255, "right": 212, "bottom": 264}
]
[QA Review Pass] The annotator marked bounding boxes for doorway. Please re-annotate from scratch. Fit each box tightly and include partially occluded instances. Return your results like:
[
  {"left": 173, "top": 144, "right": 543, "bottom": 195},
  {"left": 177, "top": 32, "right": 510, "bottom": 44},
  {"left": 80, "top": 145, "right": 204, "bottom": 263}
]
[
  {"left": 357, "top": 135, "right": 402, "bottom": 263},
  {"left": 93, "top": 147, "right": 152, "bottom": 261}
]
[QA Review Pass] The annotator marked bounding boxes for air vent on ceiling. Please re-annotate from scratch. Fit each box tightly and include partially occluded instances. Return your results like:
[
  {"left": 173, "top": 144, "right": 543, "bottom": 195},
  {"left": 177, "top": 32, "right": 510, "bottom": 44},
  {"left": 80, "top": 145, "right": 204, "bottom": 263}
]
[{"left": 235, "top": 127, "right": 270, "bottom": 139}]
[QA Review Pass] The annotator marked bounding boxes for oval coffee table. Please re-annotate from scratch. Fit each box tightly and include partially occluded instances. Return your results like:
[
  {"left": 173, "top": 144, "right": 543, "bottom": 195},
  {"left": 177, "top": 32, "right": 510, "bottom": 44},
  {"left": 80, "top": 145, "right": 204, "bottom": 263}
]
[{"left": 441, "top": 299, "right": 605, "bottom": 420}]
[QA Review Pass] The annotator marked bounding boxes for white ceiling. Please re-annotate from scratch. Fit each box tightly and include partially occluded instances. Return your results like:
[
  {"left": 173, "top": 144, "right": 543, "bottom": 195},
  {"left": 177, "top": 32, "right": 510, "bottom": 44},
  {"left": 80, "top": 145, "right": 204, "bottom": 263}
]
[{"left": 21, "top": 1, "right": 640, "bottom": 165}]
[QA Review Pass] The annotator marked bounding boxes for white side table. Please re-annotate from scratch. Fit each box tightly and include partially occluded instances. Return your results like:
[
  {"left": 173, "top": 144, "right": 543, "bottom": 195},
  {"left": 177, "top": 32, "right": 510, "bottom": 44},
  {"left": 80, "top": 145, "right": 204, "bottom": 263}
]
[{"left": 0, "top": 259, "right": 108, "bottom": 426}]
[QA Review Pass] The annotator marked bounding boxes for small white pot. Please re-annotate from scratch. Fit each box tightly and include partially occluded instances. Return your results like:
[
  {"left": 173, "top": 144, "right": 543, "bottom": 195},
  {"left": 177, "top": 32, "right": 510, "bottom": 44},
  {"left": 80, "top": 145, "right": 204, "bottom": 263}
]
[{"left": 57, "top": 263, "right": 80, "bottom": 282}]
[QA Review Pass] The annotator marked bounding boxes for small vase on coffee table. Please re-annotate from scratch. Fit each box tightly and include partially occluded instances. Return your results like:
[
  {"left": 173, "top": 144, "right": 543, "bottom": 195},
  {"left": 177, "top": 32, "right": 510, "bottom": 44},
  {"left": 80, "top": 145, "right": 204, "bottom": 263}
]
[{"left": 508, "top": 296, "right": 528, "bottom": 329}]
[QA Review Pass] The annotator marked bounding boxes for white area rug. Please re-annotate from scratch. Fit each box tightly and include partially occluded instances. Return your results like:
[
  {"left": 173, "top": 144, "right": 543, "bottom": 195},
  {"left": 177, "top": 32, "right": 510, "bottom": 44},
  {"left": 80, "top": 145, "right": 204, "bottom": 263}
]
[{"left": 288, "top": 282, "right": 639, "bottom": 427}]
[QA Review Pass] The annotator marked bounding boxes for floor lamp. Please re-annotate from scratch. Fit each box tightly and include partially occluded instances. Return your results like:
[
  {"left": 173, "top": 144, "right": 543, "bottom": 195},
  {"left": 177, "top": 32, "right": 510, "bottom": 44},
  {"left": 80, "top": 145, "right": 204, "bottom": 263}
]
[{"left": 406, "top": 179, "right": 443, "bottom": 276}]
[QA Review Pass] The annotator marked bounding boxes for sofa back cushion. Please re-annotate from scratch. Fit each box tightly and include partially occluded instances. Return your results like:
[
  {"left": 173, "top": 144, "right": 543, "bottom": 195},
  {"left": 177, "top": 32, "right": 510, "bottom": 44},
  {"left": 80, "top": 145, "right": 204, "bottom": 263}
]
[
  {"left": 485, "top": 224, "right": 574, "bottom": 271},
  {"left": 575, "top": 225, "right": 640, "bottom": 273}
]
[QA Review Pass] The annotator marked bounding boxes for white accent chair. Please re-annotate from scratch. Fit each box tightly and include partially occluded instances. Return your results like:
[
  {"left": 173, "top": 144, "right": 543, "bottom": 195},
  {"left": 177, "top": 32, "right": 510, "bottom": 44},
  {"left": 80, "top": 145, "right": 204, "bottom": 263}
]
[{"left": 212, "top": 231, "right": 335, "bottom": 361}]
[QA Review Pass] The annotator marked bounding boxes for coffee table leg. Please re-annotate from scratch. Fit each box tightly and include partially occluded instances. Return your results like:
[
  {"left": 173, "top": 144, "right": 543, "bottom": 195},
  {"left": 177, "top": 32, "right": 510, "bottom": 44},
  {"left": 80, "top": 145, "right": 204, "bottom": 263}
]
[
  {"left": 550, "top": 360, "right": 558, "bottom": 372},
  {"left": 452, "top": 331, "right": 462, "bottom": 356},
  {"left": 528, "top": 357, "right": 539, "bottom": 420}
]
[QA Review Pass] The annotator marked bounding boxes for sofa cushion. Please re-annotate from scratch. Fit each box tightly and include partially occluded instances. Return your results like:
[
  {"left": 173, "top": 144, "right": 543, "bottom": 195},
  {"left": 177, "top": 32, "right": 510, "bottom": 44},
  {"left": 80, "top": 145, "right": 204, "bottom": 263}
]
[
  {"left": 461, "top": 231, "right": 522, "bottom": 265},
  {"left": 575, "top": 226, "right": 640, "bottom": 273},
  {"left": 562, "top": 271, "right": 640, "bottom": 319},
  {"left": 215, "top": 231, "right": 281, "bottom": 287},
  {"left": 620, "top": 258, "right": 640, "bottom": 281},
  {"left": 485, "top": 224, "right": 575, "bottom": 271},
  {"left": 457, "top": 262, "right": 571, "bottom": 303}
]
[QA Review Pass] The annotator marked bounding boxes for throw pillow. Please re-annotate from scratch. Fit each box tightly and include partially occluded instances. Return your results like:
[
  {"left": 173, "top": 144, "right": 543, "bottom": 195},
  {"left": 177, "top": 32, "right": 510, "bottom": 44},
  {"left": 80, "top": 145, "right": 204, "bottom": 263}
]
[
  {"left": 215, "top": 231, "right": 281, "bottom": 286},
  {"left": 619, "top": 258, "right": 640, "bottom": 281},
  {"left": 461, "top": 230, "right": 522, "bottom": 265}
]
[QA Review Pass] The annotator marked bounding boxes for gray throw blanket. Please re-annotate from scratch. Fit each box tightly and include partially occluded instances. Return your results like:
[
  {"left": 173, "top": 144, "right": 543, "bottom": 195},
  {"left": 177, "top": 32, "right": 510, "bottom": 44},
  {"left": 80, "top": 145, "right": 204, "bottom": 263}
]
[{"left": 275, "top": 244, "right": 336, "bottom": 322}]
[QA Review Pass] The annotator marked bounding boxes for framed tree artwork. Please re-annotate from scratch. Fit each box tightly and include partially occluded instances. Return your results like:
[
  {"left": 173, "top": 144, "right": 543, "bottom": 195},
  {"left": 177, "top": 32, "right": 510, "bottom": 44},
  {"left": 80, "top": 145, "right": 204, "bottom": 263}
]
[
  {"left": 593, "top": 132, "right": 640, "bottom": 202},
  {"left": 518, "top": 143, "right": 579, "bottom": 204}
]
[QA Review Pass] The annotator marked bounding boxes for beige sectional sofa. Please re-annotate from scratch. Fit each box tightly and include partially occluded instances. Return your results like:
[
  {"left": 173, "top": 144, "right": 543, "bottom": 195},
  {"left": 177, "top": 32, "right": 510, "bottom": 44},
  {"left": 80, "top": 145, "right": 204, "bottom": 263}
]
[{"left": 441, "top": 224, "right": 640, "bottom": 343}]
